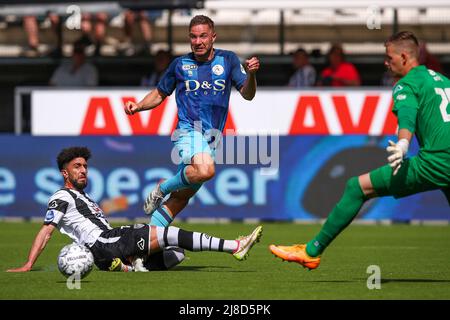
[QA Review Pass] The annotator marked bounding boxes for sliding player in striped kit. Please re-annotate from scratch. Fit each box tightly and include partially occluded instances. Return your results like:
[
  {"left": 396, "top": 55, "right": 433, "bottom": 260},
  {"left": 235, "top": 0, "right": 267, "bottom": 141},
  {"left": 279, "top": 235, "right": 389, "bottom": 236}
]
[
  {"left": 124, "top": 15, "right": 260, "bottom": 227},
  {"left": 7, "top": 147, "right": 262, "bottom": 273},
  {"left": 270, "top": 31, "right": 450, "bottom": 270}
]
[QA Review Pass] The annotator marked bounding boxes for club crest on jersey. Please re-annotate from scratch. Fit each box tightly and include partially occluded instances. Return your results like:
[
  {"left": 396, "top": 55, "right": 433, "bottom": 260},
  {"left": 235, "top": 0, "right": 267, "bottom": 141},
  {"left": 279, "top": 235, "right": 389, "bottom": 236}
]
[
  {"left": 44, "top": 210, "right": 54, "bottom": 222},
  {"left": 212, "top": 64, "right": 224, "bottom": 76},
  {"left": 396, "top": 94, "right": 407, "bottom": 100}
]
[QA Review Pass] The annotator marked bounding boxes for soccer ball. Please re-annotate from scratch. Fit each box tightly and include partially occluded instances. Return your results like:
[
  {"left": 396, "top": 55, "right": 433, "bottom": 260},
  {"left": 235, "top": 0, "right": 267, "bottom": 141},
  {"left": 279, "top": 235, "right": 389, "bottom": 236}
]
[{"left": 57, "top": 243, "right": 94, "bottom": 279}]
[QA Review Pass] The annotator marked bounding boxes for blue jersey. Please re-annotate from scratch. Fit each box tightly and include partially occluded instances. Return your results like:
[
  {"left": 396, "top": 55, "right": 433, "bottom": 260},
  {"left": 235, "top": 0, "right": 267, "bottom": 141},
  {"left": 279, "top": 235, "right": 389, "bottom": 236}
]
[{"left": 157, "top": 49, "right": 247, "bottom": 133}]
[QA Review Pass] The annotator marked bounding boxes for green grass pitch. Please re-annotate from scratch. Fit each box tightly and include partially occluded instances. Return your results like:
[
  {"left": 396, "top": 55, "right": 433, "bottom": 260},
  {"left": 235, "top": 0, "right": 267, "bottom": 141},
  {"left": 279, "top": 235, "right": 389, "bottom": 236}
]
[{"left": 1, "top": 221, "right": 450, "bottom": 300}]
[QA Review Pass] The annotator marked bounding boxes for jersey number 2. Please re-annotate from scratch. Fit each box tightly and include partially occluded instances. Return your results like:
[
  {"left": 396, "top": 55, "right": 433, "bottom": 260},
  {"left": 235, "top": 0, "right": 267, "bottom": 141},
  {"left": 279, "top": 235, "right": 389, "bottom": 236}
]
[{"left": 435, "top": 88, "right": 450, "bottom": 122}]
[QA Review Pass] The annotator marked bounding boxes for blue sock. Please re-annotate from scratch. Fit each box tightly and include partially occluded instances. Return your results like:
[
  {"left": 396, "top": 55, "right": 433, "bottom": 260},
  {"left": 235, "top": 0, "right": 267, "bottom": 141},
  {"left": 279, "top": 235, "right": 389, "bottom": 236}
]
[
  {"left": 159, "top": 166, "right": 190, "bottom": 195},
  {"left": 150, "top": 206, "right": 174, "bottom": 227}
]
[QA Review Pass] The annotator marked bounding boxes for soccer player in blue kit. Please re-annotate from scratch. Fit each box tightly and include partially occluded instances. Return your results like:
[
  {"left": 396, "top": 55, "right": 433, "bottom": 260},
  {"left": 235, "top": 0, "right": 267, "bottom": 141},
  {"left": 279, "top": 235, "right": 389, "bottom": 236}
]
[{"left": 124, "top": 15, "right": 260, "bottom": 226}]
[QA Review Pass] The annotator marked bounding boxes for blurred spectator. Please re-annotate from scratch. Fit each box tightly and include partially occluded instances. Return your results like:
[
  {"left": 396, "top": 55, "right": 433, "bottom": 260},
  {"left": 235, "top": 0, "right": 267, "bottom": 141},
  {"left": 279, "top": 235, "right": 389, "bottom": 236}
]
[
  {"left": 23, "top": 12, "right": 108, "bottom": 57},
  {"left": 23, "top": 14, "right": 60, "bottom": 57},
  {"left": 49, "top": 39, "right": 98, "bottom": 87},
  {"left": 419, "top": 42, "right": 443, "bottom": 73},
  {"left": 120, "top": 10, "right": 162, "bottom": 56},
  {"left": 318, "top": 44, "right": 361, "bottom": 87},
  {"left": 141, "top": 49, "right": 172, "bottom": 87},
  {"left": 288, "top": 48, "right": 316, "bottom": 87},
  {"left": 79, "top": 12, "right": 108, "bottom": 56}
]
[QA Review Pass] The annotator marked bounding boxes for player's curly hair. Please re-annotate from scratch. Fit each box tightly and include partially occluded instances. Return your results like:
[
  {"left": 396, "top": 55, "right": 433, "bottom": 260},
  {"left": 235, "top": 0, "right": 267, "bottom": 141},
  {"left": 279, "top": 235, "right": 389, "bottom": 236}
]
[
  {"left": 189, "top": 15, "right": 214, "bottom": 31},
  {"left": 57, "top": 146, "right": 91, "bottom": 171}
]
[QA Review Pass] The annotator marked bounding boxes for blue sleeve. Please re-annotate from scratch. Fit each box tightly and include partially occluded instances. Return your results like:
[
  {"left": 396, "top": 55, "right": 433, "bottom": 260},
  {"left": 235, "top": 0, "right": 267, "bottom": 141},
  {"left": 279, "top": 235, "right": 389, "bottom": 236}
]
[
  {"left": 230, "top": 53, "right": 247, "bottom": 90},
  {"left": 157, "top": 58, "right": 178, "bottom": 96}
]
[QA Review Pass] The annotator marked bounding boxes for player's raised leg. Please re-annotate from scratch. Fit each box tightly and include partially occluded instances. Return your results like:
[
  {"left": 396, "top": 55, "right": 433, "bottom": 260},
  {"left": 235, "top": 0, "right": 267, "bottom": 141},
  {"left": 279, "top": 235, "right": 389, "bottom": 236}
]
[
  {"left": 149, "top": 187, "right": 199, "bottom": 227},
  {"left": 144, "top": 152, "right": 215, "bottom": 216},
  {"left": 144, "top": 129, "right": 216, "bottom": 216},
  {"left": 270, "top": 174, "right": 374, "bottom": 269}
]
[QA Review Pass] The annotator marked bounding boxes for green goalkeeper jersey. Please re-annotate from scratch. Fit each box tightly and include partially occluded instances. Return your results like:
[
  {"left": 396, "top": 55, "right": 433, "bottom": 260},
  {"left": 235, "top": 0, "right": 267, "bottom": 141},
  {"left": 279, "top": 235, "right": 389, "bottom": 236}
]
[{"left": 392, "top": 65, "right": 450, "bottom": 184}]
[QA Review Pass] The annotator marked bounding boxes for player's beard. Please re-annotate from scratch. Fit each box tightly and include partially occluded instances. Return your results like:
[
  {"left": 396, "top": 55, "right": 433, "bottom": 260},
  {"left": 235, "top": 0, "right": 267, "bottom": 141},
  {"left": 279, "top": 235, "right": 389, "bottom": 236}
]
[{"left": 70, "top": 176, "right": 88, "bottom": 191}]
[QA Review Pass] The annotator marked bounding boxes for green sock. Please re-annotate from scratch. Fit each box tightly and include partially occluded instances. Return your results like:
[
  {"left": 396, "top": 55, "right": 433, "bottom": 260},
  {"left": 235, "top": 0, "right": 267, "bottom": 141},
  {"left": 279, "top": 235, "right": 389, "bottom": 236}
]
[{"left": 306, "top": 176, "right": 367, "bottom": 257}]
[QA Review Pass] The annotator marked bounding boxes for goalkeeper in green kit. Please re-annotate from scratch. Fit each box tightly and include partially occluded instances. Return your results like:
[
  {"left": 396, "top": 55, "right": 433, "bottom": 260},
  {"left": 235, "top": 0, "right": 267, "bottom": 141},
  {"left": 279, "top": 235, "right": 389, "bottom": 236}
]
[{"left": 270, "top": 31, "right": 450, "bottom": 269}]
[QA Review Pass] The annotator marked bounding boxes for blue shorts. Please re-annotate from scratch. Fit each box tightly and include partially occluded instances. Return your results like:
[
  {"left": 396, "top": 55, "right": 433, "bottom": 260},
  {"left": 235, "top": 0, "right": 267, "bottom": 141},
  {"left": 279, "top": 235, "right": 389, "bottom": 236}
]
[
  {"left": 173, "top": 130, "right": 216, "bottom": 165},
  {"left": 172, "top": 130, "right": 218, "bottom": 192}
]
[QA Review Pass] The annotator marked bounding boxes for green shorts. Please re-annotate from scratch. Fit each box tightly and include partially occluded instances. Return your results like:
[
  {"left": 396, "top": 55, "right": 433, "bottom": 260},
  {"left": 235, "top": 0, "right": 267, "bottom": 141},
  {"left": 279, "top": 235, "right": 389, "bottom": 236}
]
[{"left": 370, "top": 155, "right": 450, "bottom": 204}]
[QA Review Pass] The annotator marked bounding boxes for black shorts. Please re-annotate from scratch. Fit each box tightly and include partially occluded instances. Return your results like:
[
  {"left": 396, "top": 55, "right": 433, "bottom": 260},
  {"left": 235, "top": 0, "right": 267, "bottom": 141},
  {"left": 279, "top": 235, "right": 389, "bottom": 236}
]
[{"left": 89, "top": 224, "right": 150, "bottom": 271}]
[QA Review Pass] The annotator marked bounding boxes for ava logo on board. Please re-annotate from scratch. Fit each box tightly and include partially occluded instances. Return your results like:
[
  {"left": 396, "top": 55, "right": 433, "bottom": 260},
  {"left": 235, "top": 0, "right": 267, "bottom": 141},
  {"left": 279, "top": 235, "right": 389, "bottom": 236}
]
[{"left": 31, "top": 90, "right": 397, "bottom": 136}]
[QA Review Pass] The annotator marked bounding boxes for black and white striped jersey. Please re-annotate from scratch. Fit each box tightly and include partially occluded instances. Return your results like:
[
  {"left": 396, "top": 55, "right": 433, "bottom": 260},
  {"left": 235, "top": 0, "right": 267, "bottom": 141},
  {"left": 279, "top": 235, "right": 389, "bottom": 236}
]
[{"left": 43, "top": 188, "right": 112, "bottom": 247}]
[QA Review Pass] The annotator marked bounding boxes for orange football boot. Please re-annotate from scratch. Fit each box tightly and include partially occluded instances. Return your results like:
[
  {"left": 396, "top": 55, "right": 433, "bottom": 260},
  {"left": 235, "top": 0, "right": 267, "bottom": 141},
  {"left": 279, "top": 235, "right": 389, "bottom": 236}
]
[{"left": 269, "top": 244, "right": 321, "bottom": 270}]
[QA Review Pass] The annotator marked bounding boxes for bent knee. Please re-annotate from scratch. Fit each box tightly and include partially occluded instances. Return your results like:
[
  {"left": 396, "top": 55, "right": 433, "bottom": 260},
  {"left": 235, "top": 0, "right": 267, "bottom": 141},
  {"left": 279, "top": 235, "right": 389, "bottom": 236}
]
[
  {"left": 196, "top": 164, "right": 215, "bottom": 181},
  {"left": 346, "top": 176, "right": 371, "bottom": 200}
]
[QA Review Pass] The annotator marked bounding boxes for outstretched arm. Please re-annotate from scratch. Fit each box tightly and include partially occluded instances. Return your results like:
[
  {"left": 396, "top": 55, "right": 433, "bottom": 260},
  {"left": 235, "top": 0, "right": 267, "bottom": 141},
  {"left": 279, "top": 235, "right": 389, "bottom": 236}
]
[
  {"left": 388, "top": 82, "right": 418, "bottom": 176},
  {"left": 7, "top": 224, "right": 56, "bottom": 272},
  {"left": 239, "top": 56, "right": 260, "bottom": 100},
  {"left": 124, "top": 89, "right": 167, "bottom": 115}
]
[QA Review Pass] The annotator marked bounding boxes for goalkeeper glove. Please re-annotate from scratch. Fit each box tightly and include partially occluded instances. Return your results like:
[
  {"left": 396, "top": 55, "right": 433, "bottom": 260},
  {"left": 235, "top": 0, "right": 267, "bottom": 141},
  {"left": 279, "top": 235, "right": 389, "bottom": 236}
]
[{"left": 386, "top": 139, "right": 409, "bottom": 176}]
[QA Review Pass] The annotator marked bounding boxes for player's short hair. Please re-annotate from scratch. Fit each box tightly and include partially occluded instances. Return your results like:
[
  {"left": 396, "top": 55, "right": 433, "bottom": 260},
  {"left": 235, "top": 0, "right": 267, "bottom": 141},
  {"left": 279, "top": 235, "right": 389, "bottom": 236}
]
[
  {"left": 385, "top": 31, "right": 419, "bottom": 47},
  {"left": 57, "top": 146, "right": 91, "bottom": 171},
  {"left": 189, "top": 15, "right": 215, "bottom": 31},
  {"left": 385, "top": 31, "right": 419, "bottom": 58}
]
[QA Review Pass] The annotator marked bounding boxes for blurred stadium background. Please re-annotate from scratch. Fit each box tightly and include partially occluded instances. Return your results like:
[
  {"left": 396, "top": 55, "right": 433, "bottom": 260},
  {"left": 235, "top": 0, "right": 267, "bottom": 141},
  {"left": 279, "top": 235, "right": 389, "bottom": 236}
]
[{"left": 0, "top": 0, "right": 449, "bottom": 223}]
